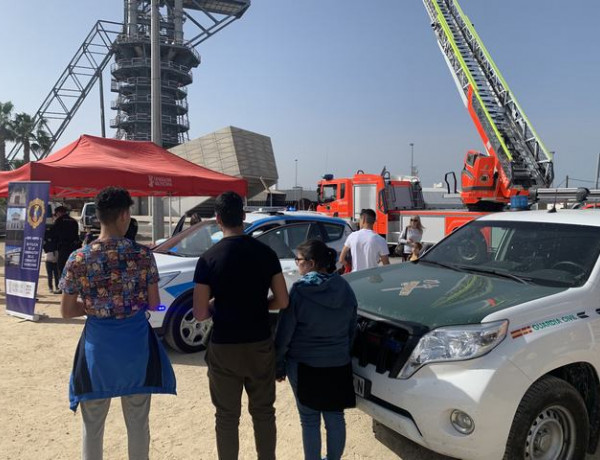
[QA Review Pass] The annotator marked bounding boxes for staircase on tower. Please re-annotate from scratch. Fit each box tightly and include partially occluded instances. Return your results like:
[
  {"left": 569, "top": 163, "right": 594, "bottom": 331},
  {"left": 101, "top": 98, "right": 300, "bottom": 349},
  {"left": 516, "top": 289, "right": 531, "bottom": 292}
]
[{"left": 7, "top": 0, "right": 251, "bottom": 162}]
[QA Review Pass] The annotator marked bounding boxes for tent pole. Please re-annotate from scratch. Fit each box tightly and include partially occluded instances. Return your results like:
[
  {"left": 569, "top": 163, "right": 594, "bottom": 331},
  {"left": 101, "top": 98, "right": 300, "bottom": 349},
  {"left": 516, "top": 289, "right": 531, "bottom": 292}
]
[{"left": 168, "top": 194, "right": 172, "bottom": 237}]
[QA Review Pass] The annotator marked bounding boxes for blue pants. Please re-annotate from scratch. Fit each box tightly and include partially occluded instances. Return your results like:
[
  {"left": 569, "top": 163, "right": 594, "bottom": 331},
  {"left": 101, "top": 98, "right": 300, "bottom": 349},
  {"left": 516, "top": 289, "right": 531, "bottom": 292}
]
[{"left": 286, "top": 360, "right": 346, "bottom": 460}]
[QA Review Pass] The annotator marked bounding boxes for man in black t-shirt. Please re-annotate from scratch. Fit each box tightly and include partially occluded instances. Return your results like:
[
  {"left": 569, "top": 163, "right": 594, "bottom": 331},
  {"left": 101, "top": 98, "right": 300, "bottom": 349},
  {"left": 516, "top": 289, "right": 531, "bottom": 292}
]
[
  {"left": 52, "top": 206, "right": 81, "bottom": 278},
  {"left": 193, "top": 191, "right": 288, "bottom": 460}
]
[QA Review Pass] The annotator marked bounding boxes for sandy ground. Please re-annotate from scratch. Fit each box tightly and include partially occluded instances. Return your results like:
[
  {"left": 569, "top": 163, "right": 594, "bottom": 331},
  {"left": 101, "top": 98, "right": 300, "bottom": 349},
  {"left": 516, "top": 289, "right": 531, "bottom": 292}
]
[{"left": 0, "top": 243, "right": 454, "bottom": 460}]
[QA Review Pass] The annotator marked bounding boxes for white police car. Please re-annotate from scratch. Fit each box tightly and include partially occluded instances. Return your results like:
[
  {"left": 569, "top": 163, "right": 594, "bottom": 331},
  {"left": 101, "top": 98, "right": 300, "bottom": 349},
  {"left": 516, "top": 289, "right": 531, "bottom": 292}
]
[{"left": 151, "top": 211, "right": 352, "bottom": 352}]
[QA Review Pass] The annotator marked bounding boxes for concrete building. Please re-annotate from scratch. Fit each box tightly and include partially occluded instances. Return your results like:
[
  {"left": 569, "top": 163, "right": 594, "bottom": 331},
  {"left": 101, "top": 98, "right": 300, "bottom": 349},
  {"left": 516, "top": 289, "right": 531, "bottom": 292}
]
[{"left": 161, "top": 126, "right": 279, "bottom": 218}]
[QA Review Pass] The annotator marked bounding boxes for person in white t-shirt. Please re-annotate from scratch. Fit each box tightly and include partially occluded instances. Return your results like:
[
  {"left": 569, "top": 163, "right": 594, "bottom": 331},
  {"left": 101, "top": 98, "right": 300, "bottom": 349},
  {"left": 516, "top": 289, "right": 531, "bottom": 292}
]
[{"left": 339, "top": 209, "right": 390, "bottom": 272}]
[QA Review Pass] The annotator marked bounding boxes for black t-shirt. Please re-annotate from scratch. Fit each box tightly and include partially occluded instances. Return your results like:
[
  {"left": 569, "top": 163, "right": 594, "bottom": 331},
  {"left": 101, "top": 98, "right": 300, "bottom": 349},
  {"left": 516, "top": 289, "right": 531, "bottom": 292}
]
[
  {"left": 193, "top": 234, "right": 282, "bottom": 344},
  {"left": 53, "top": 215, "right": 80, "bottom": 252}
]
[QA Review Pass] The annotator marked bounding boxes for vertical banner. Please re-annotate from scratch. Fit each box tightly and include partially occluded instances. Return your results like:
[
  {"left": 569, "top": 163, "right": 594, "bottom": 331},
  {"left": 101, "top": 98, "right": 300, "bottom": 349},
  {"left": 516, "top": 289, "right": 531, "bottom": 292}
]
[{"left": 5, "top": 181, "right": 50, "bottom": 321}]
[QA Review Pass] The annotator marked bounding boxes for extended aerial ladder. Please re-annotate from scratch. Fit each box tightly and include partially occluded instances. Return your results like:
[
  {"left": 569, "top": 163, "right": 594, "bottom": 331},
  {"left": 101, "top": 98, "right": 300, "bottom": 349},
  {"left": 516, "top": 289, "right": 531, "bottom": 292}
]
[{"left": 422, "top": 0, "right": 554, "bottom": 210}]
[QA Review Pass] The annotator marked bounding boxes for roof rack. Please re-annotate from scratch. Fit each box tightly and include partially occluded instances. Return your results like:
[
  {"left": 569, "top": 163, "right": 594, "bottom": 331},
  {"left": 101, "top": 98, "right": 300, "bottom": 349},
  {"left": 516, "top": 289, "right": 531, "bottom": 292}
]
[
  {"left": 245, "top": 206, "right": 287, "bottom": 214},
  {"left": 533, "top": 187, "right": 600, "bottom": 204}
]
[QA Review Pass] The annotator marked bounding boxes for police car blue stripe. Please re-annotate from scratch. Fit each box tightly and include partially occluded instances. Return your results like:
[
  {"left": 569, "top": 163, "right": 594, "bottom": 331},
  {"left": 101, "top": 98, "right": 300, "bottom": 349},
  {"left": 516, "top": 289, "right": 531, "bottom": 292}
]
[{"left": 165, "top": 281, "right": 195, "bottom": 299}]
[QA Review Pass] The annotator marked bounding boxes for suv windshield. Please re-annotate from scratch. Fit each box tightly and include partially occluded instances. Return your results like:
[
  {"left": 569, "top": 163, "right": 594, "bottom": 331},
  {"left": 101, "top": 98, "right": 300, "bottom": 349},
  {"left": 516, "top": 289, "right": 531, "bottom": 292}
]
[{"left": 421, "top": 220, "right": 600, "bottom": 288}]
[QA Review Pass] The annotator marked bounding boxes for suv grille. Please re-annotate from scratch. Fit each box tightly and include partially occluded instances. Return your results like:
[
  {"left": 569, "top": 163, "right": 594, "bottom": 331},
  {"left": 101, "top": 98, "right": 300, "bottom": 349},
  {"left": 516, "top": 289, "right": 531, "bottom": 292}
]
[{"left": 352, "top": 313, "right": 428, "bottom": 378}]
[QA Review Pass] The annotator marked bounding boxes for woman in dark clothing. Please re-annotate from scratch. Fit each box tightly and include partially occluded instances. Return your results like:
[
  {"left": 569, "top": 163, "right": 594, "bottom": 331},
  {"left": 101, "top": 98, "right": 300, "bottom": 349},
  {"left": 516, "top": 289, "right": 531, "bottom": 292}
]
[
  {"left": 124, "top": 217, "right": 138, "bottom": 241},
  {"left": 43, "top": 227, "right": 60, "bottom": 293},
  {"left": 275, "top": 240, "right": 358, "bottom": 460}
]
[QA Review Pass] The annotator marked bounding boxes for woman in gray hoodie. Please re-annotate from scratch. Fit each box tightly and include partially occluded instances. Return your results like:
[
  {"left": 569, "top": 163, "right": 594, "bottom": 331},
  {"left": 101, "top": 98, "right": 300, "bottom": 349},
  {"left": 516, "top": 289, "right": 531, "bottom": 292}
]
[{"left": 275, "top": 239, "right": 358, "bottom": 460}]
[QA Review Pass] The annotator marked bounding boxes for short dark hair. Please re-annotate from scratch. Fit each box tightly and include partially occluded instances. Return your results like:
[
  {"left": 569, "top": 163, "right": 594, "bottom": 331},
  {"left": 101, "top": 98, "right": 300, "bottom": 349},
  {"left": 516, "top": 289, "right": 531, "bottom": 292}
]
[
  {"left": 54, "top": 205, "right": 69, "bottom": 215},
  {"left": 296, "top": 239, "right": 337, "bottom": 274},
  {"left": 360, "top": 208, "right": 376, "bottom": 225},
  {"left": 189, "top": 212, "right": 202, "bottom": 225},
  {"left": 94, "top": 187, "right": 133, "bottom": 224},
  {"left": 214, "top": 191, "right": 244, "bottom": 228}
]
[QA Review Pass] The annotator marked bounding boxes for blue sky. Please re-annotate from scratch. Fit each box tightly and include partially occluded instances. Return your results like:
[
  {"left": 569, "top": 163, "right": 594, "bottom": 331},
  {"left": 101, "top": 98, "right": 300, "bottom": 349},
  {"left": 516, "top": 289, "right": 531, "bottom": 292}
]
[{"left": 1, "top": 1, "right": 599, "bottom": 190}]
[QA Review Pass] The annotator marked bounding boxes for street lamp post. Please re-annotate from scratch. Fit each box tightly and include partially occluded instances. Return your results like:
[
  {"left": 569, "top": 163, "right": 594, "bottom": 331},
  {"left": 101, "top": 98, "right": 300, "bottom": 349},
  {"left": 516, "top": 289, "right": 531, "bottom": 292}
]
[
  {"left": 294, "top": 159, "right": 298, "bottom": 188},
  {"left": 595, "top": 152, "right": 600, "bottom": 189},
  {"left": 409, "top": 143, "right": 414, "bottom": 176},
  {"left": 151, "top": 0, "right": 164, "bottom": 241}
]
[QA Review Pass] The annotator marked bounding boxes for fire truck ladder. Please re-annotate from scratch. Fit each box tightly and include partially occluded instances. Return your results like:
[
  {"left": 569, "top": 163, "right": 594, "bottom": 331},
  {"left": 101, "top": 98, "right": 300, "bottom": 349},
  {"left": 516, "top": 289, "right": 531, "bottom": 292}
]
[
  {"left": 422, "top": 0, "right": 554, "bottom": 189},
  {"left": 7, "top": 20, "right": 122, "bottom": 163}
]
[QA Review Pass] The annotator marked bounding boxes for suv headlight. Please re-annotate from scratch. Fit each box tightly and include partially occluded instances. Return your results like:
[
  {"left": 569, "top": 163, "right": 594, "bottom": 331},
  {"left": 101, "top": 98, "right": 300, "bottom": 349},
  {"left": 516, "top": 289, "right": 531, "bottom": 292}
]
[
  {"left": 398, "top": 320, "right": 508, "bottom": 379},
  {"left": 158, "top": 271, "right": 180, "bottom": 289}
]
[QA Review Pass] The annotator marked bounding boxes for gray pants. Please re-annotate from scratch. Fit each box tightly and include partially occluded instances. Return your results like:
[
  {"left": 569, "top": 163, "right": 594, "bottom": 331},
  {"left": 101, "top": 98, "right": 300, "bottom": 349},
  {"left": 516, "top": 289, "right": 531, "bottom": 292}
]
[
  {"left": 80, "top": 394, "right": 151, "bottom": 460},
  {"left": 207, "top": 338, "right": 276, "bottom": 460}
]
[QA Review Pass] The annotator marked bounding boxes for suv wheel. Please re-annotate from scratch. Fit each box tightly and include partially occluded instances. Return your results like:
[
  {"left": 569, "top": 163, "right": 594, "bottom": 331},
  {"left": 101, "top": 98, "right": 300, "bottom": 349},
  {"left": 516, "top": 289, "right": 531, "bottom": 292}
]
[
  {"left": 164, "top": 302, "right": 211, "bottom": 353},
  {"left": 503, "top": 376, "right": 588, "bottom": 459}
]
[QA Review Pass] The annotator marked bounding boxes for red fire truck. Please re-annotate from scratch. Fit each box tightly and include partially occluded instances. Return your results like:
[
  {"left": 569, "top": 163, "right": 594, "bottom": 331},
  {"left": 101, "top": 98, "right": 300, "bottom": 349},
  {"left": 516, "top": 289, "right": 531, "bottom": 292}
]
[
  {"left": 318, "top": 0, "right": 558, "bottom": 247},
  {"left": 317, "top": 169, "right": 486, "bottom": 248}
]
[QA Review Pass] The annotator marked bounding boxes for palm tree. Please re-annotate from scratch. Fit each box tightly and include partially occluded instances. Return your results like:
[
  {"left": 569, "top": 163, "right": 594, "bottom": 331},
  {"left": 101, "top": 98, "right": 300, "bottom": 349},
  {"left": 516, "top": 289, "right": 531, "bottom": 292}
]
[
  {"left": 12, "top": 113, "right": 49, "bottom": 164},
  {"left": 31, "top": 127, "right": 52, "bottom": 158},
  {"left": 0, "top": 101, "right": 15, "bottom": 170},
  {"left": 10, "top": 159, "right": 27, "bottom": 169}
]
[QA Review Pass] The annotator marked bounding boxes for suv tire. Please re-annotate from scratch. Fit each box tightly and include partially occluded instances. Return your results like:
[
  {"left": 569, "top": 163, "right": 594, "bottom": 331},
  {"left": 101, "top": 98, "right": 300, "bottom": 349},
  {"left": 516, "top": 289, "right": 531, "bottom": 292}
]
[{"left": 503, "top": 375, "right": 588, "bottom": 459}]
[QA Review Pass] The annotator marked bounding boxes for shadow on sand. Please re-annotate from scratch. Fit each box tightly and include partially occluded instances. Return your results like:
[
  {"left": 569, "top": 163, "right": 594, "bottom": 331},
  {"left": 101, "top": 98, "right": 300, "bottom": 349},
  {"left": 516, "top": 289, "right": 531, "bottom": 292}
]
[
  {"left": 165, "top": 347, "right": 207, "bottom": 368},
  {"left": 38, "top": 315, "right": 86, "bottom": 326}
]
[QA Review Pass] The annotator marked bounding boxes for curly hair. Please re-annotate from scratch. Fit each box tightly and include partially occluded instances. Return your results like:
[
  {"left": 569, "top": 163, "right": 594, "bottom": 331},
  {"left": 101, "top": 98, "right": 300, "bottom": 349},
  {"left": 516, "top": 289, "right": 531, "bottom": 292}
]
[{"left": 94, "top": 187, "right": 133, "bottom": 224}]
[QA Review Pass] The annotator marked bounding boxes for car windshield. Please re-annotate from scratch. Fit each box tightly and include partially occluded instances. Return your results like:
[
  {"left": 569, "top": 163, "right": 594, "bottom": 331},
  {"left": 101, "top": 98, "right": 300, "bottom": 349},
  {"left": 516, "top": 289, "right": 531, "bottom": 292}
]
[
  {"left": 420, "top": 220, "right": 600, "bottom": 288},
  {"left": 153, "top": 220, "right": 250, "bottom": 257}
]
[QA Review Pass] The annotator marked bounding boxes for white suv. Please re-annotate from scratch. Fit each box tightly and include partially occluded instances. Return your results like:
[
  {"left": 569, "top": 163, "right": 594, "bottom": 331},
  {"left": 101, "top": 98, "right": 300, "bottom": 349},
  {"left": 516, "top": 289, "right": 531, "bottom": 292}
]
[
  {"left": 78, "top": 202, "right": 99, "bottom": 237},
  {"left": 349, "top": 210, "right": 600, "bottom": 459}
]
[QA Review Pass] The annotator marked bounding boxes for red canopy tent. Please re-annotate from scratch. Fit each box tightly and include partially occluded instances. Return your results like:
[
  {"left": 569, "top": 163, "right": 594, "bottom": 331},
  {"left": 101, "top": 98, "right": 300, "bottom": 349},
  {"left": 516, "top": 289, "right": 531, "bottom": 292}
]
[{"left": 0, "top": 134, "right": 247, "bottom": 198}]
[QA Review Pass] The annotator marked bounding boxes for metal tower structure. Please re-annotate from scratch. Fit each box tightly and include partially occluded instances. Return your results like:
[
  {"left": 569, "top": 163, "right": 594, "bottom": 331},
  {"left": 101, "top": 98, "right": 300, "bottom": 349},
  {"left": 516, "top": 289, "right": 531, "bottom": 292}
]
[
  {"left": 6, "top": 21, "right": 122, "bottom": 163},
  {"left": 112, "top": 0, "right": 250, "bottom": 148},
  {"left": 7, "top": 0, "right": 250, "bottom": 162}
]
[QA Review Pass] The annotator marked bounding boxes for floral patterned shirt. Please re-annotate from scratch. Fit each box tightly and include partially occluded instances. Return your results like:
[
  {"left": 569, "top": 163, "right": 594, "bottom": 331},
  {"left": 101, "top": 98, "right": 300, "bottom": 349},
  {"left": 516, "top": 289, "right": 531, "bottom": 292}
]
[{"left": 60, "top": 237, "right": 159, "bottom": 319}]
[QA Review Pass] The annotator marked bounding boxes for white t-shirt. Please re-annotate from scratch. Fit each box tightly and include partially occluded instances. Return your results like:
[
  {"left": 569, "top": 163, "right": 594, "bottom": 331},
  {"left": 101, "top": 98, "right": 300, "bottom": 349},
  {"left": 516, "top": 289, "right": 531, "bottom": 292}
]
[
  {"left": 400, "top": 227, "right": 423, "bottom": 254},
  {"left": 344, "top": 229, "right": 389, "bottom": 272}
]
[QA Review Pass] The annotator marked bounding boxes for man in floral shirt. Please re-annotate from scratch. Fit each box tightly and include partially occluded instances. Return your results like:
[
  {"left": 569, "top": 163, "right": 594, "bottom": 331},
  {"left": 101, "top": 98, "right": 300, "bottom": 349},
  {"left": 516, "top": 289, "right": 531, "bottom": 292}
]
[{"left": 60, "top": 186, "right": 176, "bottom": 460}]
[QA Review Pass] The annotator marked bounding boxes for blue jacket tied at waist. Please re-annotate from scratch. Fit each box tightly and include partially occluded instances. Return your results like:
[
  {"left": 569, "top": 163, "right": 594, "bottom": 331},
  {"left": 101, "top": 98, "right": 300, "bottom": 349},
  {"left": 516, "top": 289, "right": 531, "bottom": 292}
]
[{"left": 69, "top": 311, "right": 176, "bottom": 411}]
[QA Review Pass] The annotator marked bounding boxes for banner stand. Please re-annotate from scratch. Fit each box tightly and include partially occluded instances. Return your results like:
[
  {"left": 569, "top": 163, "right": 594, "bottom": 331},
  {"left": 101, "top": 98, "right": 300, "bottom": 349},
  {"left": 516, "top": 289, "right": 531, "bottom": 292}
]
[
  {"left": 5, "top": 181, "right": 50, "bottom": 322},
  {"left": 6, "top": 310, "right": 40, "bottom": 322}
]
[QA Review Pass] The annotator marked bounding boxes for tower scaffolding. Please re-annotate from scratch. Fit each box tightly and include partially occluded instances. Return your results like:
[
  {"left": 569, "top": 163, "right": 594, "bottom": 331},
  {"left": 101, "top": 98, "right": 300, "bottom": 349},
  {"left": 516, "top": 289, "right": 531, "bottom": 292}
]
[{"left": 8, "top": 0, "right": 250, "bottom": 162}]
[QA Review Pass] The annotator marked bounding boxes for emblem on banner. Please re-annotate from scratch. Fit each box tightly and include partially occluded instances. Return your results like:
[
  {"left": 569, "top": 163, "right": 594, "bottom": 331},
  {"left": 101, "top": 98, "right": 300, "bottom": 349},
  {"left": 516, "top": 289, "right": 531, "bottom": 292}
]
[{"left": 27, "top": 198, "right": 45, "bottom": 229}]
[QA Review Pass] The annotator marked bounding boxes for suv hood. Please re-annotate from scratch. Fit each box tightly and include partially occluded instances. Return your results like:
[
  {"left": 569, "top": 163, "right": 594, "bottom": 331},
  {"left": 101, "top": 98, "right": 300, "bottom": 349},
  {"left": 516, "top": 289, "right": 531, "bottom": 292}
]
[{"left": 345, "top": 263, "right": 567, "bottom": 329}]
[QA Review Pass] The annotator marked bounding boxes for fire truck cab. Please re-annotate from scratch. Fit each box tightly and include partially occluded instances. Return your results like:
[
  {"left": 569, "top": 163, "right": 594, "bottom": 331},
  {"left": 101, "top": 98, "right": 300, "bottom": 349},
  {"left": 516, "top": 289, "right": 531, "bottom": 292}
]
[{"left": 317, "top": 170, "right": 426, "bottom": 241}]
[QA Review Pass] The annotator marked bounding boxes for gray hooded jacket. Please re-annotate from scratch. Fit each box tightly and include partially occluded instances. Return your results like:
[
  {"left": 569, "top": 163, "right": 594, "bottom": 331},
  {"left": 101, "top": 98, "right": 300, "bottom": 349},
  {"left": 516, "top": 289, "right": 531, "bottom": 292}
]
[{"left": 275, "top": 273, "right": 357, "bottom": 374}]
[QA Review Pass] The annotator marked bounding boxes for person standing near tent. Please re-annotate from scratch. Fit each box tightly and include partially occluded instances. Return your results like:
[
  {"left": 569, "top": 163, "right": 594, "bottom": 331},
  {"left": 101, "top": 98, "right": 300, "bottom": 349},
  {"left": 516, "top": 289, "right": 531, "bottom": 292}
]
[
  {"left": 42, "top": 226, "right": 60, "bottom": 294},
  {"left": 193, "top": 191, "right": 289, "bottom": 460},
  {"left": 125, "top": 217, "right": 138, "bottom": 241},
  {"left": 59, "top": 187, "right": 176, "bottom": 460},
  {"left": 53, "top": 205, "right": 80, "bottom": 279}
]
